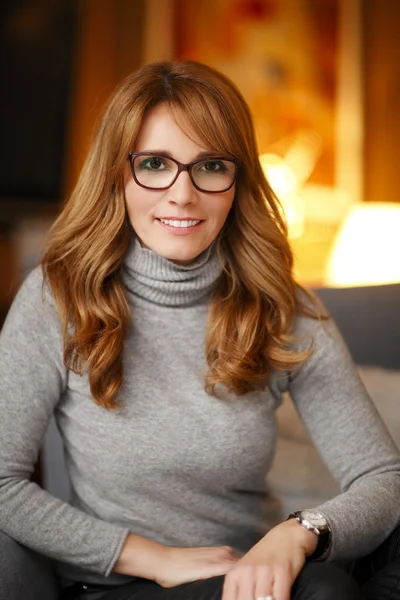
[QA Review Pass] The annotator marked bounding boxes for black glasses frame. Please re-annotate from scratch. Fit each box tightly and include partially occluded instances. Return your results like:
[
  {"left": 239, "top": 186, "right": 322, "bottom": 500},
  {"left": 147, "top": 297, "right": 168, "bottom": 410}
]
[{"left": 128, "top": 152, "right": 240, "bottom": 193}]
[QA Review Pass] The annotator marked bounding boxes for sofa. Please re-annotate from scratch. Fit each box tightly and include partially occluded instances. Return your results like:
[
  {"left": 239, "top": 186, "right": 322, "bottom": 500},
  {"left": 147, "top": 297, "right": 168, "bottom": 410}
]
[{"left": 1, "top": 283, "right": 400, "bottom": 599}]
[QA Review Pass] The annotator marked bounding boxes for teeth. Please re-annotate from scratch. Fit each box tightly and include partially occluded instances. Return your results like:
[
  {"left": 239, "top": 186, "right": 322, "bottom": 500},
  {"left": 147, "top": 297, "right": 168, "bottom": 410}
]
[{"left": 159, "top": 219, "right": 201, "bottom": 228}]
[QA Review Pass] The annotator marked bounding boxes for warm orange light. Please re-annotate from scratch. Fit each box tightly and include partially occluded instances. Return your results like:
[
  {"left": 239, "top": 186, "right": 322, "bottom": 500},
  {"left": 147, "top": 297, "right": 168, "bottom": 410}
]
[
  {"left": 259, "top": 153, "right": 305, "bottom": 239},
  {"left": 325, "top": 203, "right": 400, "bottom": 286}
]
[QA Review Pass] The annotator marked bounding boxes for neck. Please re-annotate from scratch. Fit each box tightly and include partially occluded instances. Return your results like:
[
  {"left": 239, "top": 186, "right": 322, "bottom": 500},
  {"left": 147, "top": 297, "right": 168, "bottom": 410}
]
[{"left": 122, "top": 236, "right": 223, "bottom": 307}]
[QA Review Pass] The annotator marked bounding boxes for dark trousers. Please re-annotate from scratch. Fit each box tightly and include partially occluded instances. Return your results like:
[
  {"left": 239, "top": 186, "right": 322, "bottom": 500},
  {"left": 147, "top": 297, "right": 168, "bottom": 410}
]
[
  {"left": 63, "top": 565, "right": 362, "bottom": 600},
  {"left": 62, "top": 526, "right": 400, "bottom": 600},
  {"left": 1, "top": 527, "right": 400, "bottom": 600}
]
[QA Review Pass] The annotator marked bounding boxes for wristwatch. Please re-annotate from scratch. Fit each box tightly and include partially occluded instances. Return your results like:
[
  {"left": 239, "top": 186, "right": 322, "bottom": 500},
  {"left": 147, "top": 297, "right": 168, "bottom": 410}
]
[{"left": 287, "top": 510, "right": 331, "bottom": 561}]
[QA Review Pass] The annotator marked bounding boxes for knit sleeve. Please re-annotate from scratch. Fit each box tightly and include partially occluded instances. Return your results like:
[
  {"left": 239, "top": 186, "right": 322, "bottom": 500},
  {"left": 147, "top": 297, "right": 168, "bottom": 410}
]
[
  {"left": 287, "top": 309, "right": 400, "bottom": 562},
  {"left": 0, "top": 268, "right": 129, "bottom": 575}
]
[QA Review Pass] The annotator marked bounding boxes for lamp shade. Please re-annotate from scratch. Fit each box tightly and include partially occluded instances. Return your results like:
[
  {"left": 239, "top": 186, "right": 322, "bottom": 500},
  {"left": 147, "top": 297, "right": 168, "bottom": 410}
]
[{"left": 325, "top": 202, "right": 400, "bottom": 287}]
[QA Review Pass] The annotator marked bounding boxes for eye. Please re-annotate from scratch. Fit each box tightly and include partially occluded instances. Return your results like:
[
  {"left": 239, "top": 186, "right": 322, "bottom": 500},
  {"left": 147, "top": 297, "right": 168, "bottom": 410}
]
[
  {"left": 202, "top": 160, "right": 227, "bottom": 172},
  {"left": 138, "top": 156, "right": 167, "bottom": 171}
]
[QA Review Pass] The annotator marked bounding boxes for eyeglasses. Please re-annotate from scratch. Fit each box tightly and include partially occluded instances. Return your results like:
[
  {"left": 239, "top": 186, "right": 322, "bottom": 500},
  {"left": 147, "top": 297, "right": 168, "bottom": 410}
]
[{"left": 128, "top": 152, "right": 240, "bottom": 193}]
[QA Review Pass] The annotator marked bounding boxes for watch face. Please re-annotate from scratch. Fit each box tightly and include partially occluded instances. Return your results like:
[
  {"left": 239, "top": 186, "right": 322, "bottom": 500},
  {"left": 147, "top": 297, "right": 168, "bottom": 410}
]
[{"left": 302, "top": 510, "right": 328, "bottom": 529}]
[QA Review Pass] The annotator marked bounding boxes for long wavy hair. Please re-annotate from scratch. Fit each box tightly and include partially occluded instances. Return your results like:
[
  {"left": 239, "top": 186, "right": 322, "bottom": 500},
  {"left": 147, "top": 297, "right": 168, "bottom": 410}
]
[{"left": 42, "top": 60, "right": 315, "bottom": 409}]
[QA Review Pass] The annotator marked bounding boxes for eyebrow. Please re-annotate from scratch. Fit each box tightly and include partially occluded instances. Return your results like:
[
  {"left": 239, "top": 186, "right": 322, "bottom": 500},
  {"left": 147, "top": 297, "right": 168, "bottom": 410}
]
[{"left": 140, "top": 149, "right": 224, "bottom": 160}]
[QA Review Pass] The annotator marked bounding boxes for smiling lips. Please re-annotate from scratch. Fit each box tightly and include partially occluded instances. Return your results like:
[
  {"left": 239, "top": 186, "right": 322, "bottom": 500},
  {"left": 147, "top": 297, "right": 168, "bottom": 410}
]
[{"left": 156, "top": 217, "right": 204, "bottom": 235}]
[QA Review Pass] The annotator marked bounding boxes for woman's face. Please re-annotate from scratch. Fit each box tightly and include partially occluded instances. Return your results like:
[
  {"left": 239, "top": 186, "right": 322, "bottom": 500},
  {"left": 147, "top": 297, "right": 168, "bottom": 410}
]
[{"left": 124, "top": 103, "right": 236, "bottom": 265}]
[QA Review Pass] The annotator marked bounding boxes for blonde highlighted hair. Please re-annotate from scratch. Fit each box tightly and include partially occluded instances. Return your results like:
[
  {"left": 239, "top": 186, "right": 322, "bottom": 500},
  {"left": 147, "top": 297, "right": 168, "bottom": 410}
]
[{"left": 42, "top": 60, "right": 314, "bottom": 409}]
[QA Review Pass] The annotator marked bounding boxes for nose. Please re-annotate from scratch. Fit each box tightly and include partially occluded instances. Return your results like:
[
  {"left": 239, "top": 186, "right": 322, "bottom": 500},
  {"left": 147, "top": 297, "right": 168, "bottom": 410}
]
[{"left": 166, "top": 169, "right": 198, "bottom": 206}]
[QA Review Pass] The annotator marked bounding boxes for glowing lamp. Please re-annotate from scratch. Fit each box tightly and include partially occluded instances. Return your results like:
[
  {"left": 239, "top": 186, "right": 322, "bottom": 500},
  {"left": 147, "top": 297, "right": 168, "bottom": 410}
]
[{"left": 325, "top": 202, "right": 400, "bottom": 287}]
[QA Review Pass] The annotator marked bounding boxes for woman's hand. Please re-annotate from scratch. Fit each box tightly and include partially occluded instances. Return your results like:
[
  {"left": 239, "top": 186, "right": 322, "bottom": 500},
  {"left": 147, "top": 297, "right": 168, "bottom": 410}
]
[
  {"left": 221, "top": 519, "right": 317, "bottom": 600},
  {"left": 156, "top": 544, "right": 239, "bottom": 588},
  {"left": 114, "top": 533, "right": 239, "bottom": 586}
]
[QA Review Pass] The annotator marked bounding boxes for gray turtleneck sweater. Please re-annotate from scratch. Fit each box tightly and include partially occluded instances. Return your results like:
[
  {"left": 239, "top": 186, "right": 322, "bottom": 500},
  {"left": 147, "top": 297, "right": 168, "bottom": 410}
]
[{"left": 1, "top": 239, "right": 400, "bottom": 587}]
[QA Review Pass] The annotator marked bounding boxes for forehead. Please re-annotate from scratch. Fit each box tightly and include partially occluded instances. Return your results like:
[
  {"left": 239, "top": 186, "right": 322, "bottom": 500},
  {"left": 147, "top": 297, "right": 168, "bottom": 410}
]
[{"left": 134, "top": 103, "right": 211, "bottom": 159}]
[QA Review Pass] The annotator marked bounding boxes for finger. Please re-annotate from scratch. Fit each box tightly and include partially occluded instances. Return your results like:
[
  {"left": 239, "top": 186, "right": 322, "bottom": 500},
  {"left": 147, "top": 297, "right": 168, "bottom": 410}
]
[
  {"left": 202, "top": 559, "right": 237, "bottom": 580},
  {"left": 272, "top": 564, "right": 291, "bottom": 600},
  {"left": 223, "top": 547, "right": 240, "bottom": 563},
  {"left": 222, "top": 573, "right": 238, "bottom": 600},
  {"left": 254, "top": 566, "right": 274, "bottom": 600},
  {"left": 236, "top": 567, "right": 255, "bottom": 600}
]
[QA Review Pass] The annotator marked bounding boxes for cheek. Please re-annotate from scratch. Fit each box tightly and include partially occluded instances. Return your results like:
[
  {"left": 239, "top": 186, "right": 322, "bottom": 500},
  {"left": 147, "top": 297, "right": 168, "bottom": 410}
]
[
  {"left": 125, "top": 182, "right": 158, "bottom": 222},
  {"left": 209, "top": 193, "right": 235, "bottom": 226}
]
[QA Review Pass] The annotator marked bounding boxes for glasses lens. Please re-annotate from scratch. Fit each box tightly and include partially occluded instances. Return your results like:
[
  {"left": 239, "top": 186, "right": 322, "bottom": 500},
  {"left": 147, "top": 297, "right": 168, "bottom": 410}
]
[
  {"left": 191, "top": 159, "right": 237, "bottom": 192},
  {"left": 133, "top": 155, "right": 178, "bottom": 189}
]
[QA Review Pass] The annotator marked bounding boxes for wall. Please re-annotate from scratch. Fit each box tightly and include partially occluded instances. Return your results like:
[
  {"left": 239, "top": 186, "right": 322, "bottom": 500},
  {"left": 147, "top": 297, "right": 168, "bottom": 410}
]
[{"left": 363, "top": 0, "right": 400, "bottom": 203}]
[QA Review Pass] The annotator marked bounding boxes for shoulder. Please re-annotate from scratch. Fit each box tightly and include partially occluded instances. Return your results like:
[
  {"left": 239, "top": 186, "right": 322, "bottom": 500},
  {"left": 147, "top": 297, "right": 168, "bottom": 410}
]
[
  {"left": 291, "top": 287, "right": 349, "bottom": 363},
  {"left": 2, "top": 265, "right": 62, "bottom": 340},
  {"left": 14, "top": 265, "right": 49, "bottom": 304}
]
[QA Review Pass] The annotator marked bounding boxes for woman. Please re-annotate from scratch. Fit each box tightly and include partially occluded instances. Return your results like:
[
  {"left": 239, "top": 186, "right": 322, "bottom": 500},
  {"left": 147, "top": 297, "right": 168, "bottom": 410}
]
[{"left": 0, "top": 61, "right": 399, "bottom": 600}]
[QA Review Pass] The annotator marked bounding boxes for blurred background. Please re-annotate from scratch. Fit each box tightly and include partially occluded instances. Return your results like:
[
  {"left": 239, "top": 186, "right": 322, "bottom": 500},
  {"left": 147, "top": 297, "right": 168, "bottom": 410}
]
[{"left": 1, "top": 0, "right": 400, "bottom": 326}]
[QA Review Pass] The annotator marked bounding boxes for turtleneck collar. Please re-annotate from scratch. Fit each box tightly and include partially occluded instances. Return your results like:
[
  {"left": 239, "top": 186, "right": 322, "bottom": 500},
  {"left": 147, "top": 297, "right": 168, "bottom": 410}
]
[{"left": 122, "top": 236, "right": 223, "bottom": 307}]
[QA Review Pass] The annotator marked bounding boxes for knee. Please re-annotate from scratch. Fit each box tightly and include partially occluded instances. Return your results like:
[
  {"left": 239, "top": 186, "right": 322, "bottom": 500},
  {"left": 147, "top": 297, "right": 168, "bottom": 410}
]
[
  {"left": 379, "top": 525, "right": 400, "bottom": 561},
  {"left": 180, "top": 575, "right": 225, "bottom": 600},
  {"left": 0, "top": 530, "right": 60, "bottom": 600},
  {"left": 293, "top": 562, "right": 364, "bottom": 600},
  {"left": 0, "top": 530, "right": 27, "bottom": 588}
]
